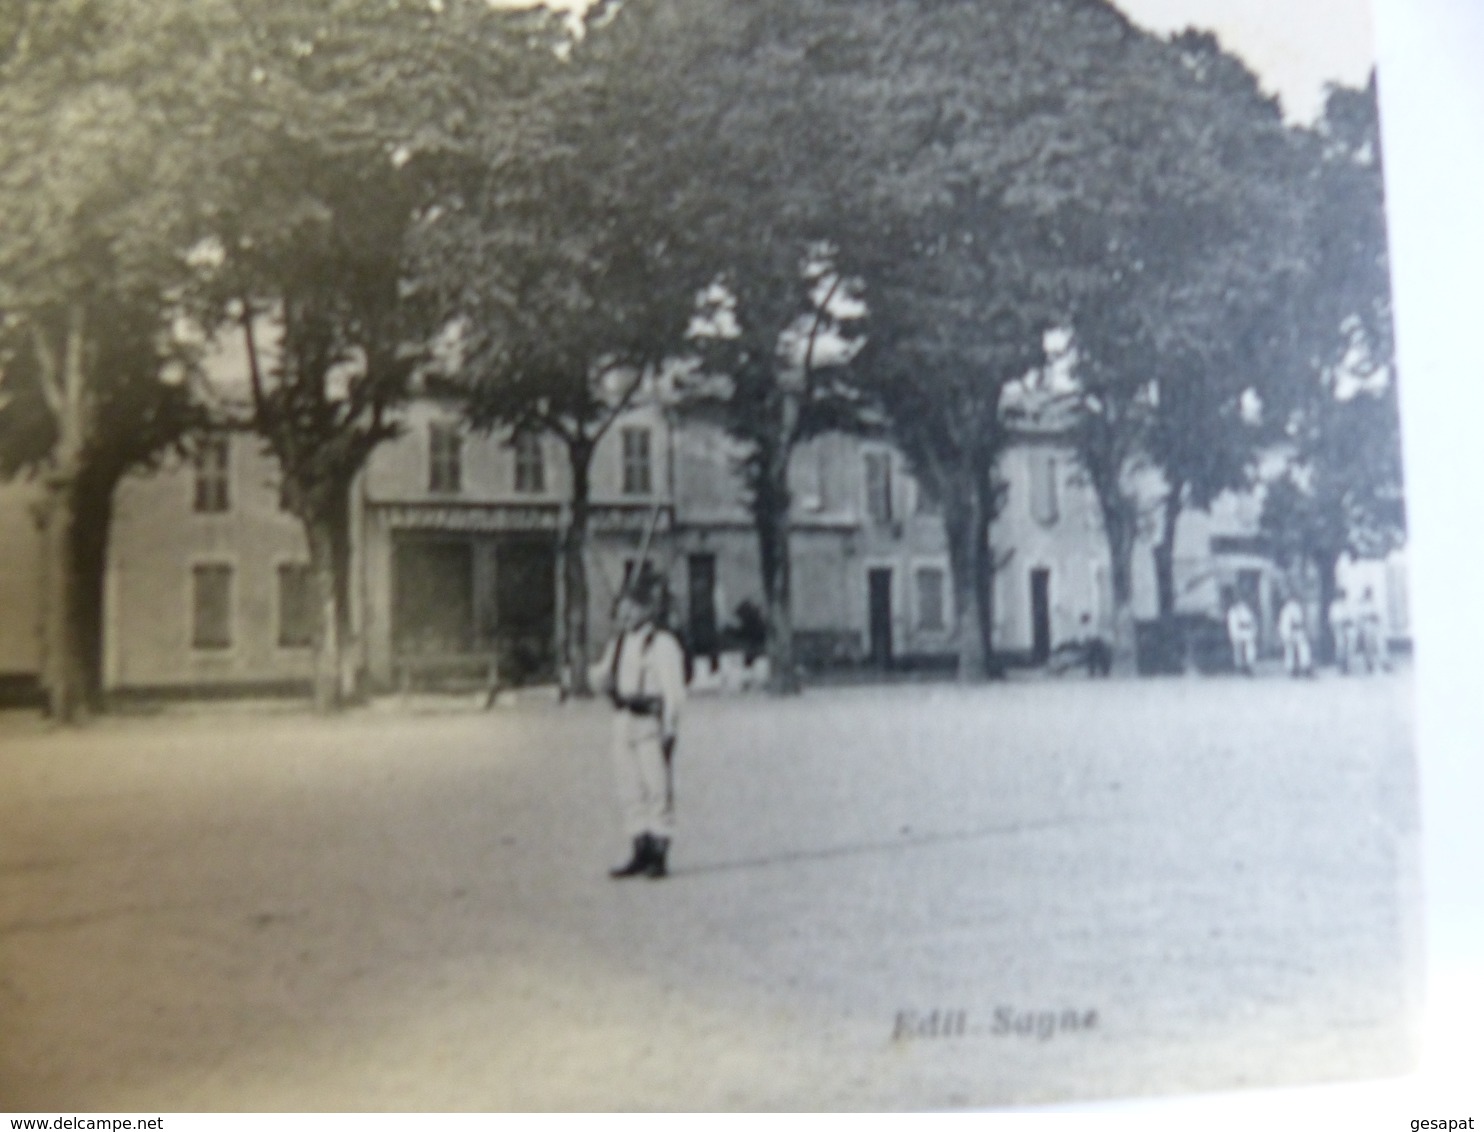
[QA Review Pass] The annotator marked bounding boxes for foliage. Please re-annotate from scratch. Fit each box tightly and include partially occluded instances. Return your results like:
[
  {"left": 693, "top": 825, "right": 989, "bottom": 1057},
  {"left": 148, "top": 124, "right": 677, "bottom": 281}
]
[
  {"left": 1258, "top": 78, "right": 1403, "bottom": 665},
  {"left": 1056, "top": 25, "right": 1307, "bottom": 666},
  {"left": 186, "top": 0, "right": 564, "bottom": 707},
  {"left": 415, "top": 0, "right": 713, "bottom": 694},
  {"left": 841, "top": 0, "right": 1161, "bottom": 677},
  {"left": 0, "top": 0, "right": 222, "bottom": 716},
  {"left": 633, "top": 0, "right": 881, "bottom": 692}
]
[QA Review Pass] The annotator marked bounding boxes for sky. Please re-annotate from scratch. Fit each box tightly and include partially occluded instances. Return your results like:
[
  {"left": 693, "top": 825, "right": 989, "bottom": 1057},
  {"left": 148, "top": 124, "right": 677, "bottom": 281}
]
[
  {"left": 1111, "top": 0, "right": 1378, "bottom": 122},
  {"left": 511, "top": 0, "right": 1379, "bottom": 126}
]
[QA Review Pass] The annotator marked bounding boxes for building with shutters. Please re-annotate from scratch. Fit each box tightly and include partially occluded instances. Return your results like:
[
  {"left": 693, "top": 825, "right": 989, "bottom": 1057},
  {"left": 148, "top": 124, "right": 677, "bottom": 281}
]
[
  {"left": 92, "top": 397, "right": 676, "bottom": 694},
  {"left": 0, "top": 396, "right": 1410, "bottom": 697}
]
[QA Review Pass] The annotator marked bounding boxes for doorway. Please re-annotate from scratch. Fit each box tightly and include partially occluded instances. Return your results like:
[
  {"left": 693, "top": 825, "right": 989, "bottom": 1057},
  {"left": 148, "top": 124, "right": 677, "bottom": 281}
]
[
  {"left": 687, "top": 553, "right": 718, "bottom": 657},
  {"left": 1030, "top": 567, "right": 1052, "bottom": 663},
  {"left": 392, "top": 537, "right": 474, "bottom": 658},
  {"left": 868, "top": 567, "right": 893, "bottom": 668},
  {"left": 488, "top": 537, "right": 557, "bottom": 683}
]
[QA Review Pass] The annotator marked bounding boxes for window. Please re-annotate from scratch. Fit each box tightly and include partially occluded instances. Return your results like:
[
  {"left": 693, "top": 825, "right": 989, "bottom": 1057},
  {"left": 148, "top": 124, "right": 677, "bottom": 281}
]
[
  {"left": 191, "top": 564, "right": 233, "bottom": 650},
  {"left": 429, "top": 422, "right": 462, "bottom": 493},
  {"left": 622, "top": 427, "right": 652, "bottom": 495},
  {"left": 916, "top": 567, "right": 946, "bottom": 632},
  {"left": 865, "top": 451, "right": 893, "bottom": 525},
  {"left": 193, "top": 436, "right": 230, "bottom": 513},
  {"left": 1030, "top": 452, "right": 1059, "bottom": 526},
  {"left": 514, "top": 432, "right": 545, "bottom": 493},
  {"left": 796, "top": 445, "right": 829, "bottom": 512},
  {"left": 277, "top": 563, "right": 316, "bottom": 648}
]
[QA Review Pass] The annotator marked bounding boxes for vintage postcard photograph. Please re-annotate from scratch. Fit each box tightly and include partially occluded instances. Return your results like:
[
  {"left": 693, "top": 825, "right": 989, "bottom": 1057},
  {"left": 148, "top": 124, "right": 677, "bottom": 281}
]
[{"left": 0, "top": 0, "right": 1425, "bottom": 1113}]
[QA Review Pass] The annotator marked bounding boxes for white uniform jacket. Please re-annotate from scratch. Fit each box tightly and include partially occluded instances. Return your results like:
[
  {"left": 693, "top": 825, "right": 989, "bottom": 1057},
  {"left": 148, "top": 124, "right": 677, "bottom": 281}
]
[{"left": 604, "top": 624, "right": 687, "bottom": 739}]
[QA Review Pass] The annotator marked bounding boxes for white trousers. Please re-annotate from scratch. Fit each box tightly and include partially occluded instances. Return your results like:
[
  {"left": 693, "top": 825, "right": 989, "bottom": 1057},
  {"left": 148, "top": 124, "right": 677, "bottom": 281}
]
[
  {"left": 612, "top": 711, "right": 673, "bottom": 839},
  {"left": 1231, "top": 636, "right": 1256, "bottom": 670},
  {"left": 1282, "top": 634, "right": 1312, "bottom": 674}
]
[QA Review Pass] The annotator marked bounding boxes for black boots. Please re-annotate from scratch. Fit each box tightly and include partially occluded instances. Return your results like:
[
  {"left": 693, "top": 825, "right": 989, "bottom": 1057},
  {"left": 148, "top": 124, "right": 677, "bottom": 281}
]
[
  {"left": 609, "top": 833, "right": 670, "bottom": 880},
  {"left": 646, "top": 836, "right": 670, "bottom": 879},
  {"left": 610, "top": 834, "right": 652, "bottom": 878}
]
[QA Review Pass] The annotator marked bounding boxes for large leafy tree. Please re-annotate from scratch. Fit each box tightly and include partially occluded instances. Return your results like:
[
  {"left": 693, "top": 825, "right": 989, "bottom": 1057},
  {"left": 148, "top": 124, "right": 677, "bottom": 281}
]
[
  {"left": 0, "top": 0, "right": 215, "bottom": 719},
  {"left": 194, "top": 0, "right": 560, "bottom": 709},
  {"left": 1259, "top": 77, "right": 1403, "bottom": 660},
  {"left": 658, "top": 0, "right": 880, "bottom": 694},
  {"left": 1060, "top": 28, "right": 1304, "bottom": 672},
  {"left": 416, "top": 0, "right": 709, "bottom": 697},
  {"left": 842, "top": 0, "right": 1163, "bottom": 679},
  {"left": 1138, "top": 36, "right": 1310, "bottom": 623},
  {"left": 431, "top": 0, "right": 878, "bottom": 696},
  {"left": 685, "top": 247, "right": 869, "bottom": 694},
  {"left": 850, "top": 208, "right": 1053, "bottom": 680}
]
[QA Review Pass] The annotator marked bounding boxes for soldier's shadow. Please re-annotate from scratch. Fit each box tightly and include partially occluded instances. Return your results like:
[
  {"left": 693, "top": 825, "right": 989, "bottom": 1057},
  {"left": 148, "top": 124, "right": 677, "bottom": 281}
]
[{"left": 666, "top": 815, "right": 1075, "bottom": 878}]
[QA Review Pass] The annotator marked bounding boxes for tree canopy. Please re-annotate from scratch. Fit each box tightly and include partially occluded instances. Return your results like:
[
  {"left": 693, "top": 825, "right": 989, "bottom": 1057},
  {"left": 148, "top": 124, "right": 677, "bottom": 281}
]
[{"left": 1, "top": 0, "right": 1402, "bottom": 707}]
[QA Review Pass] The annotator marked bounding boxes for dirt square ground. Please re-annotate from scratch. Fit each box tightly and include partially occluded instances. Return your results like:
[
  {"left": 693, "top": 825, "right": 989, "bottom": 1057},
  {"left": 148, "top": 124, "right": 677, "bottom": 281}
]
[{"left": 0, "top": 670, "right": 1420, "bottom": 1110}]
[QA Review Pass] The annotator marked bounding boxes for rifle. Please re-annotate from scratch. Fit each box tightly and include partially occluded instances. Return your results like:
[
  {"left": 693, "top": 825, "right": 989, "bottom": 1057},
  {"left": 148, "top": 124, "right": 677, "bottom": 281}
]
[{"left": 626, "top": 499, "right": 664, "bottom": 603}]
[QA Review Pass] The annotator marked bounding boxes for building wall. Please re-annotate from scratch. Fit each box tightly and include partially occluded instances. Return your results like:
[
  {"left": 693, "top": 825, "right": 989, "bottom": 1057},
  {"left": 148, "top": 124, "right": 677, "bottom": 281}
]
[
  {"left": 107, "top": 435, "right": 315, "bottom": 690},
  {"left": 672, "top": 424, "right": 954, "bottom": 662},
  {"left": 989, "top": 441, "right": 1104, "bottom": 653},
  {"left": 361, "top": 399, "right": 677, "bottom": 687},
  {"left": 89, "top": 395, "right": 1407, "bottom": 692},
  {"left": 1338, "top": 549, "right": 1411, "bottom": 644},
  {"left": 0, "top": 481, "right": 43, "bottom": 678}
]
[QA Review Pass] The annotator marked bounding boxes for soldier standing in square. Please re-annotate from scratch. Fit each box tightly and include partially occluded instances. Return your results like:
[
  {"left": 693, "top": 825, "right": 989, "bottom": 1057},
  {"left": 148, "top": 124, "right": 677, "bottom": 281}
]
[
  {"left": 1277, "top": 592, "right": 1314, "bottom": 677},
  {"left": 600, "top": 567, "right": 686, "bottom": 880},
  {"left": 1225, "top": 595, "right": 1258, "bottom": 675},
  {"left": 1355, "top": 585, "right": 1390, "bottom": 673}
]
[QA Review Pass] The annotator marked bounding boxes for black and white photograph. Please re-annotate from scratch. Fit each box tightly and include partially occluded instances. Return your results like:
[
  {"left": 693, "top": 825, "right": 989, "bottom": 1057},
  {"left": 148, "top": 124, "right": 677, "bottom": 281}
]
[{"left": 0, "top": 0, "right": 1451, "bottom": 1114}]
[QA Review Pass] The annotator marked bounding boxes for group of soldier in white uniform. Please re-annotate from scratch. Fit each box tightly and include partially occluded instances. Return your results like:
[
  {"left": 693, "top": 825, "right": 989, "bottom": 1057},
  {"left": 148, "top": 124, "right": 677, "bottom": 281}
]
[{"left": 1226, "top": 585, "right": 1391, "bottom": 678}]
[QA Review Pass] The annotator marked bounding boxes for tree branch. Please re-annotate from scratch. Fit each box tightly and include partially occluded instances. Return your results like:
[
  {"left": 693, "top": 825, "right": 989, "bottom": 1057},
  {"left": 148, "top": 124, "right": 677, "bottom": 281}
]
[
  {"left": 590, "top": 364, "right": 647, "bottom": 446},
  {"left": 801, "top": 272, "right": 843, "bottom": 381},
  {"left": 62, "top": 302, "right": 89, "bottom": 456},
  {"left": 239, "top": 299, "right": 268, "bottom": 418},
  {"left": 29, "top": 322, "right": 64, "bottom": 423}
]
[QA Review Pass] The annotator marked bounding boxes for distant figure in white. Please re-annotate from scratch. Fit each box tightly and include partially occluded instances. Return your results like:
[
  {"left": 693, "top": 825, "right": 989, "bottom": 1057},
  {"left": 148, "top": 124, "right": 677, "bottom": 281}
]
[
  {"left": 1328, "top": 588, "right": 1354, "bottom": 674},
  {"left": 1225, "top": 597, "right": 1258, "bottom": 675},
  {"left": 1276, "top": 594, "right": 1314, "bottom": 678},
  {"left": 1354, "top": 585, "right": 1390, "bottom": 674},
  {"left": 599, "top": 568, "right": 687, "bottom": 880}
]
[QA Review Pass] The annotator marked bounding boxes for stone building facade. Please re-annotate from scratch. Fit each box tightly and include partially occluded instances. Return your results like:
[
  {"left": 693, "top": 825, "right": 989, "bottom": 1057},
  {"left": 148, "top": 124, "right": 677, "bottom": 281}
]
[{"left": 0, "top": 396, "right": 1411, "bottom": 697}]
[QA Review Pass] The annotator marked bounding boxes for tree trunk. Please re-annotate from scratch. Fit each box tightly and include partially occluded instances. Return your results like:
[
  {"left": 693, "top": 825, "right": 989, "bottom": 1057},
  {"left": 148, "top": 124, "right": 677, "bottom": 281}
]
[
  {"left": 329, "top": 484, "right": 359, "bottom": 703},
  {"left": 1315, "top": 545, "right": 1342, "bottom": 665},
  {"left": 562, "top": 440, "right": 594, "bottom": 697},
  {"left": 304, "top": 519, "right": 342, "bottom": 712},
  {"left": 284, "top": 483, "right": 370, "bottom": 709},
  {"left": 754, "top": 421, "right": 800, "bottom": 695},
  {"left": 294, "top": 474, "right": 357, "bottom": 712},
  {"left": 69, "top": 466, "right": 117, "bottom": 713},
  {"left": 1153, "top": 487, "right": 1182, "bottom": 620},
  {"left": 756, "top": 468, "right": 799, "bottom": 695},
  {"left": 38, "top": 473, "right": 114, "bottom": 721},
  {"left": 942, "top": 481, "right": 987, "bottom": 682},
  {"left": 942, "top": 461, "right": 1005, "bottom": 682},
  {"left": 972, "top": 469, "right": 1006, "bottom": 680},
  {"left": 39, "top": 484, "right": 88, "bottom": 721},
  {"left": 1104, "top": 498, "right": 1139, "bottom": 676},
  {"left": 35, "top": 304, "right": 95, "bottom": 722}
]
